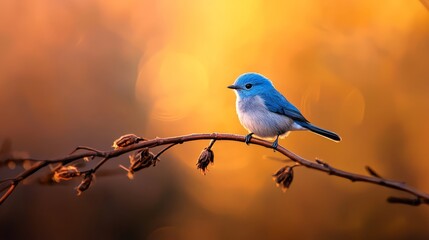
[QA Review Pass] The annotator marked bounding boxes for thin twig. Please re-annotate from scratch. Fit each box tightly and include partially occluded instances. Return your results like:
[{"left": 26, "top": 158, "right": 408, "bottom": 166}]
[
  {"left": 0, "top": 183, "right": 16, "bottom": 204},
  {"left": 1, "top": 133, "right": 428, "bottom": 206},
  {"left": 153, "top": 143, "right": 179, "bottom": 159},
  {"left": 69, "top": 146, "right": 105, "bottom": 156},
  {"left": 92, "top": 157, "right": 110, "bottom": 172}
]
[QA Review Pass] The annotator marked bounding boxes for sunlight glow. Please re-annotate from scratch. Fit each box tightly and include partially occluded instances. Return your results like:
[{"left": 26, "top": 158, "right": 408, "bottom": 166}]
[{"left": 135, "top": 48, "right": 209, "bottom": 121}]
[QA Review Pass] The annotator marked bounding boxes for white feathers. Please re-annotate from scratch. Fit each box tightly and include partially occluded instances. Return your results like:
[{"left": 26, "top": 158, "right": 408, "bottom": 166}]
[{"left": 236, "top": 95, "right": 303, "bottom": 139}]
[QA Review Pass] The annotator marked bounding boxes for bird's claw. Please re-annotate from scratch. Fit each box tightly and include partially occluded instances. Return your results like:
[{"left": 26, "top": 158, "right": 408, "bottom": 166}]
[
  {"left": 271, "top": 140, "right": 278, "bottom": 150},
  {"left": 245, "top": 133, "right": 254, "bottom": 145},
  {"left": 271, "top": 135, "right": 280, "bottom": 150}
]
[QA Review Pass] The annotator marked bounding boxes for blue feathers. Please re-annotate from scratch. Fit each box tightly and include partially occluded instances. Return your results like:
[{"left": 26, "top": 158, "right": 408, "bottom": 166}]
[
  {"left": 228, "top": 72, "right": 341, "bottom": 144},
  {"left": 260, "top": 90, "right": 309, "bottom": 123}
]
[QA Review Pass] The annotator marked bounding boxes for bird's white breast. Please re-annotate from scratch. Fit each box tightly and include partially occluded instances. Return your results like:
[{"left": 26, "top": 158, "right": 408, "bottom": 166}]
[{"left": 236, "top": 95, "right": 301, "bottom": 139}]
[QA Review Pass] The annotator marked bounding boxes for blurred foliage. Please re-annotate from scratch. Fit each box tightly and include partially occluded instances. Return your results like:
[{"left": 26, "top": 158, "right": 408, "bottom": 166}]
[{"left": 1, "top": 0, "right": 429, "bottom": 239}]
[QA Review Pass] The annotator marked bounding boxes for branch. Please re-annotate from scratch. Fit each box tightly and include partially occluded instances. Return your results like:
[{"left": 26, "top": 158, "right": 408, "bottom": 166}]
[{"left": 1, "top": 133, "right": 428, "bottom": 206}]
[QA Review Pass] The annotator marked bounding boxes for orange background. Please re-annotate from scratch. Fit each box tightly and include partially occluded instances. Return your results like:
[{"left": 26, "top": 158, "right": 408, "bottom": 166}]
[{"left": 1, "top": 1, "right": 429, "bottom": 239}]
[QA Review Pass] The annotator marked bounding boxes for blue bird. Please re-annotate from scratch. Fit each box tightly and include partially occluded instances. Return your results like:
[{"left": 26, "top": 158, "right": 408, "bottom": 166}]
[{"left": 228, "top": 72, "right": 340, "bottom": 149}]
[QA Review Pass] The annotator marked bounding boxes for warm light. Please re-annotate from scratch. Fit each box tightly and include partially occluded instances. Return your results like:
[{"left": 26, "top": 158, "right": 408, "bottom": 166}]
[
  {"left": 135, "top": 48, "right": 209, "bottom": 122},
  {"left": 341, "top": 88, "right": 366, "bottom": 126}
]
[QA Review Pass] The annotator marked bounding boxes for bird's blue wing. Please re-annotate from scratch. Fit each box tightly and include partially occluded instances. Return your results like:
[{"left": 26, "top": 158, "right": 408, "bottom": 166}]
[{"left": 261, "top": 90, "right": 309, "bottom": 122}]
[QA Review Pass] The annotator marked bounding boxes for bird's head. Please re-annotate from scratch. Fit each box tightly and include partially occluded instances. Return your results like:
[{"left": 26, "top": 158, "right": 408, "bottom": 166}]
[{"left": 228, "top": 72, "right": 275, "bottom": 98}]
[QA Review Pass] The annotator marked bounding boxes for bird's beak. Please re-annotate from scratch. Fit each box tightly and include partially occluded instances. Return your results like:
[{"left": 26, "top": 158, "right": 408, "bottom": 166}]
[{"left": 228, "top": 84, "right": 242, "bottom": 90}]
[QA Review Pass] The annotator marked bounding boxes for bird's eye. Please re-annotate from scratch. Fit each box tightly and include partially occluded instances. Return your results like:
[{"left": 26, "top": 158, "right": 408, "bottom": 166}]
[{"left": 245, "top": 83, "right": 252, "bottom": 89}]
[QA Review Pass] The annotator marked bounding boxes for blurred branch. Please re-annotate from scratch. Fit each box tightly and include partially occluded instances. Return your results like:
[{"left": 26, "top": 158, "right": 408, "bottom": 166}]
[
  {"left": 1, "top": 133, "right": 429, "bottom": 206},
  {"left": 420, "top": 0, "right": 429, "bottom": 11}
]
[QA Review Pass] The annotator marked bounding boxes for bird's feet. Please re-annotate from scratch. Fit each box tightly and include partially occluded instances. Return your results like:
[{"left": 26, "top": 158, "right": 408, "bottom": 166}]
[
  {"left": 271, "top": 135, "right": 280, "bottom": 150},
  {"left": 244, "top": 133, "right": 254, "bottom": 145}
]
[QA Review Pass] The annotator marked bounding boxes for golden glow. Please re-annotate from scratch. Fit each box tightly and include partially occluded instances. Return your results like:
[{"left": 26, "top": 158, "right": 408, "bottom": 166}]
[
  {"left": 341, "top": 88, "right": 366, "bottom": 126},
  {"left": 135, "top": 48, "right": 209, "bottom": 122},
  {"left": 1, "top": 0, "right": 429, "bottom": 238}
]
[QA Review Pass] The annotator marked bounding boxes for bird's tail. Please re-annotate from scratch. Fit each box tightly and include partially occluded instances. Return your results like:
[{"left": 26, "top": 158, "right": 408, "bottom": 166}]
[{"left": 297, "top": 121, "right": 341, "bottom": 142}]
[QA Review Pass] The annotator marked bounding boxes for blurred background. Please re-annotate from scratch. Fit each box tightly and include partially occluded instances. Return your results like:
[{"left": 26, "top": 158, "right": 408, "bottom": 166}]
[{"left": 1, "top": 0, "right": 429, "bottom": 239}]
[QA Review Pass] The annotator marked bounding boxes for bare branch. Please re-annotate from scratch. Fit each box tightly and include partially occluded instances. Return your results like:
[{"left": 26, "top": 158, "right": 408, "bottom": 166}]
[{"left": 1, "top": 133, "right": 428, "bottom": 206}]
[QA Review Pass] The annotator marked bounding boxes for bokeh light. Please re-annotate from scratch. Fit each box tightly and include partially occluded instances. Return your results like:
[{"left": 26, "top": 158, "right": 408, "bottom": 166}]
[{"left": 1, "top": 0, "right": 429, "bottom": 239}]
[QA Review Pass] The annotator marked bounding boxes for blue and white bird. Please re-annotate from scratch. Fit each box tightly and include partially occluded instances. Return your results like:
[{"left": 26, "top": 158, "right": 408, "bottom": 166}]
[{"left": 228, "top": 72, "right": 340, "bottom": 148}]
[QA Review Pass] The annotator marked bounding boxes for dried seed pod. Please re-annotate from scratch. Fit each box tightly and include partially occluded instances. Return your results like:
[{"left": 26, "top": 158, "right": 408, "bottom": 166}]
[
  {"left": 131, "top": 148, "right": 158, "bottom": 171},
  {"left": 196, "top": 147, "right": 214, "bottom": 174},
  {"left": 76, "top": 173, "right": 94, "bottom": 196},
  {"left": 53, "top": 166, "right": 80, "bottom": 182},
  {"left": 272, "top": 166, "right": 294, "bottom": 192},
  {"left": 112, "top": 134, "right": 144, "bottom": 149},
  {"left": 121, "top": 148, "right": 159, "bottom": 179}
]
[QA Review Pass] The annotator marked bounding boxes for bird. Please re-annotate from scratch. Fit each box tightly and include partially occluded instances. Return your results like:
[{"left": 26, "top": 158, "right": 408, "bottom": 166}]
[{"left": 228, "top": 72, "right": 340, "bottom": 149}]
